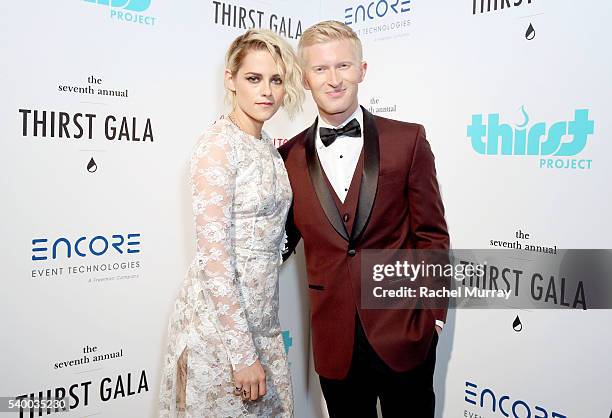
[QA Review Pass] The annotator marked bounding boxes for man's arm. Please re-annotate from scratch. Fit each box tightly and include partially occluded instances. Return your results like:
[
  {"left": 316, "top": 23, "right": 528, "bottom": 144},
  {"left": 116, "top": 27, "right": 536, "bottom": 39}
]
[
  {"left": 407, "top": 125, "right": 450, "bottom": 326},
  {"left": 282, "top": 201, "right": 302, "bottom": 262},
  {"left": 278, "top": 138, "right": 303, "bottom": 262}
]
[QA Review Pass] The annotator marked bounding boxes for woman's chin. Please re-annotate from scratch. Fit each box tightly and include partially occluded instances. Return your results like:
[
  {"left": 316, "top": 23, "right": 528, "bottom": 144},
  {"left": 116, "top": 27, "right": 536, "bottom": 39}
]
[{"left": 254, "top": 108, "right": 281, "bottom": 122}]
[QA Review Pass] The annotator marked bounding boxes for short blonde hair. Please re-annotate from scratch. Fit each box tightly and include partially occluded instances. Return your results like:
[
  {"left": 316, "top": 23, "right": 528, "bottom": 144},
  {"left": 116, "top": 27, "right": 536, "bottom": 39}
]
[
  {"left": 298, "top": 20, "right": 363, "bottom": 64},
  {"left": 225, "top": 29, "right": 304, "bottom": 118}
]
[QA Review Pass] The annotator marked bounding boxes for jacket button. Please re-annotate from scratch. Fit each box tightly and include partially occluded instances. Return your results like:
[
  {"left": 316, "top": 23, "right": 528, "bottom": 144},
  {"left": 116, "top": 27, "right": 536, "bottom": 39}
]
[
  {"left": 347, "top": 249, "right": 356, "bottom": 257},
  {"left": 343, "top": 213, "right": 349, "bottom": 222}
]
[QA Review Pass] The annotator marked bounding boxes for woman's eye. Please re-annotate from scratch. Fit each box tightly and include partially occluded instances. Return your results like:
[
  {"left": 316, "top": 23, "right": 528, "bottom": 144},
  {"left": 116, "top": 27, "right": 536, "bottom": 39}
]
[
  {"left": 247, "top": 76, "right": 260, "bottom": 83},
  {"left": 272, "top": 78, "right": 283, "bottom": 85}
]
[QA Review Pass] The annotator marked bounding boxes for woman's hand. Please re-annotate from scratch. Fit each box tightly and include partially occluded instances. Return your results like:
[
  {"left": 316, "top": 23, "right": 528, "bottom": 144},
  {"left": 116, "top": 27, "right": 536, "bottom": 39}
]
[{"left": 233, "top": 359, "right": 266, "bottom": 401}]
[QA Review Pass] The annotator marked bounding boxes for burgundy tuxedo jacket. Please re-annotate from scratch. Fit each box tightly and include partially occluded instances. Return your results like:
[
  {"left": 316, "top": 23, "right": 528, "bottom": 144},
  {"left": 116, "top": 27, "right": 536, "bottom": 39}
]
[{"left": 279, "top": 106, "right": 449, "bottom": 379}]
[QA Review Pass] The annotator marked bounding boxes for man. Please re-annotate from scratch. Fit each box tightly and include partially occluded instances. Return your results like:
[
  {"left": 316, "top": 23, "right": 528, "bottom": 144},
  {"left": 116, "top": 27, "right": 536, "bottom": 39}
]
[{"left": 280, "top": 21, "right": 449, "bottom": 417}]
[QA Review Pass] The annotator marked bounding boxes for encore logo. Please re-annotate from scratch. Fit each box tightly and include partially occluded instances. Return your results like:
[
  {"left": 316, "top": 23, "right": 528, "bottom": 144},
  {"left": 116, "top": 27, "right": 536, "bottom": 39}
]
[
  {"left": 32, "top": 234, "right": 141, "bottom": 261},
  {"left": 464, "top": 380, "right": 567, "bottom": 418},
  {"left": 344, "top": 0, "right": 411, "bottom": 25}
]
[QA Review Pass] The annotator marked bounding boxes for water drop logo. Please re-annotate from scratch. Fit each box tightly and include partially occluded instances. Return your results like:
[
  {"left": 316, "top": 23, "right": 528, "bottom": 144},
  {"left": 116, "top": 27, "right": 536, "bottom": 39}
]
[
  {"left": 87, "top": 157, "right": 98, "bottom": 173},
  {"left": 512, "top": 315, "right": 522, "bottom": 332},
  {"left": 515, "top": 105, "right": 529, "bottom": 129},
  {"left": 525, "top": 23, "right": 535, "bottom": 40}
]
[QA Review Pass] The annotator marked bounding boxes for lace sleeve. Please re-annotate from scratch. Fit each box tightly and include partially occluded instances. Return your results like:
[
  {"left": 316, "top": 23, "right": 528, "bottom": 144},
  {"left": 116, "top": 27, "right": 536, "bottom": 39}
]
[{"left": 190, "top": 130, "right": 258, "bottom": 372}]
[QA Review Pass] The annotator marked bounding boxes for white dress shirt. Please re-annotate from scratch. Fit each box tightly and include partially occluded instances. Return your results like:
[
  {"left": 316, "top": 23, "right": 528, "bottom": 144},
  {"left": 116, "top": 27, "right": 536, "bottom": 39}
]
[
  {"left": 315, "top": 106, "right": 364, "bottom": 203},
  {"left": 314, "top": 106, "right": 445, "bottom": 331}
]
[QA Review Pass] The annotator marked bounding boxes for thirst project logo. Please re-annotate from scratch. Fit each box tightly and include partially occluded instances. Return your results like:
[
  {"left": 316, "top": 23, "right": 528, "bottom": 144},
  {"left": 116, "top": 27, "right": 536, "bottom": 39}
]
[
  {"left": 467, "top": 107, "right": 595, "bottom": 170},
  {"left": 83, "top": 0, "right": 156, "bottom": 26}
]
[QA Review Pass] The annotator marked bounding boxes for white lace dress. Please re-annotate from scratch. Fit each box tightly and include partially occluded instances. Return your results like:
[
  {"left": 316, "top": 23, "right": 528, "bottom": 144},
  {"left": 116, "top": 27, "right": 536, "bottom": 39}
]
[{"left": 159, "top": 116, "right": 293, "bottom": 417}]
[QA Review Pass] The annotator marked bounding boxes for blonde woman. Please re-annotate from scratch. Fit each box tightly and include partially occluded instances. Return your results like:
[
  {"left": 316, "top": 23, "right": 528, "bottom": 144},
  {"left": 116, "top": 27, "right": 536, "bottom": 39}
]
[{"left": 159, "top": 29, "right": 303, "bottom": 417}]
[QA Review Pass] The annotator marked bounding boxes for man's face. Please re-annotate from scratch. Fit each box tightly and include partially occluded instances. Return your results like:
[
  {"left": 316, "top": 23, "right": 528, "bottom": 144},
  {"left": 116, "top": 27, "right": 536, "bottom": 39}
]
[{"left": 301, "top": 39, "right": 367, "bottom": 124}]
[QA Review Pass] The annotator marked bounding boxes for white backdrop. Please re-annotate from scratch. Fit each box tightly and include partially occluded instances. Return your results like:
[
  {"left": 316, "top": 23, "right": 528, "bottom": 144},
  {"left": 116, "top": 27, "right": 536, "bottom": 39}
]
[
  {"left": 1, "top": 1, "right": 611, "bottom": 417},
  {"left": 1, "top": 1, "right": 318, "bottom": 417},
  {"left": 328, "top": 1, "right": 612, "bottom": 417}
]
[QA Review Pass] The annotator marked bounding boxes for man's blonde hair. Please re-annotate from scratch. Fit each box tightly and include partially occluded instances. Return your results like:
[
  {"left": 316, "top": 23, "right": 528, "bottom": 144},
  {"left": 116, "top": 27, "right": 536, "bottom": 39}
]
[
  {"left": 225, "top": 29, "right": 304, "bottom": 118},
  {"left": 298, "top": 20, "right": 363, "bottom": 64}
]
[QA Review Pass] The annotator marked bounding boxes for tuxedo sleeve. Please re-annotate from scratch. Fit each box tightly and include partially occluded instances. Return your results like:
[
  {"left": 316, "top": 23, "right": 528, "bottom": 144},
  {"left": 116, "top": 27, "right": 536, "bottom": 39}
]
[
  {"left": 282, "top": 201, "right": 302, "bottom": 262},
  {"left": 278, "top": 142, "right": 302, "bottom": 262},
  {"left": 407, "top": 125, "right": 450, "bottom": 324}
]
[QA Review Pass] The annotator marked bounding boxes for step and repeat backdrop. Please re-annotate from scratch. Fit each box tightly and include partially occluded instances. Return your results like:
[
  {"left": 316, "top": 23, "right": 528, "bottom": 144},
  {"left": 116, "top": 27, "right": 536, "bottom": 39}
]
[
  {"left": 1, "top": 1, "right": 318, "bottom": 417},
  {"left": 1, "top": 1, "right": 610, "bottom": 417},
  {"left": 329, "top": 1, "right": 611, "bottom": 417}
]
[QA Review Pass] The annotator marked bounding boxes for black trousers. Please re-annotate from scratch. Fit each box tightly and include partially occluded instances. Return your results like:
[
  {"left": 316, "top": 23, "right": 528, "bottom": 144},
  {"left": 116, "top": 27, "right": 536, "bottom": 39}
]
[{"left": 319, "top": 317, "right": 438, "bottom": 418}]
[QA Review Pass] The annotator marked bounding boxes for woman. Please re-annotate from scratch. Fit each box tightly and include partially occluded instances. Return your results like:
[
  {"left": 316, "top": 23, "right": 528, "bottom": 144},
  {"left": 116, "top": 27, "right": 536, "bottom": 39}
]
[{"left": 159, "top": 29, "right": 303, "bottom": 417}]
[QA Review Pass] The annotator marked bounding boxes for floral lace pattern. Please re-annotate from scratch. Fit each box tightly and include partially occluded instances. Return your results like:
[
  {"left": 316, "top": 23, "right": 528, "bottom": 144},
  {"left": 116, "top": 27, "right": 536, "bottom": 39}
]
[{"left": 159, "top": 117, "right": 293, "bottom": 417}]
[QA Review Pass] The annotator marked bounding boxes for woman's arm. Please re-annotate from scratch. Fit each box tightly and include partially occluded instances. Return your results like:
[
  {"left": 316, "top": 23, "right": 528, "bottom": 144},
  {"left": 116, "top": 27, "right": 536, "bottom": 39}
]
[{"left": 191, "top": 130, "right": 258, "bottom": 372}]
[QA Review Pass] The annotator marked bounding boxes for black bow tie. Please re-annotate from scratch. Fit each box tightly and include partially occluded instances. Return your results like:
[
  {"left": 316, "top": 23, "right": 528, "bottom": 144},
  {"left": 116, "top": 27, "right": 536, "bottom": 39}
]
[{"left": 319, "top": 118, "right": 361, "bottom": 147}]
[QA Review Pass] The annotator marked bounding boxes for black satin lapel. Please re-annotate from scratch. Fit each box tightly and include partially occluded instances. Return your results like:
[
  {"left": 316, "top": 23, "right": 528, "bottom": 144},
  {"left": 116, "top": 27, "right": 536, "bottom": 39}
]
[
  {"left": 351, "top": 106, "right": 380, "bottom": 242},
  {"left": 305, "top": 117, "right": 350, "bottom": 242}
]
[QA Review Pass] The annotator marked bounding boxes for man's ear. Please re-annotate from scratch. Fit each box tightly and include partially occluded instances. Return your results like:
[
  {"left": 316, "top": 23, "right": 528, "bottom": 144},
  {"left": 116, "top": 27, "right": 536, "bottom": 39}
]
[
  {"left": 359, "top": 61, "right": 368, "bottom": 83},
  {"left": 224, "top": 69, "right": 236, "bottom": 92},
  {"left": 302, "top": 75, "right": 312, "bottom": 91}
]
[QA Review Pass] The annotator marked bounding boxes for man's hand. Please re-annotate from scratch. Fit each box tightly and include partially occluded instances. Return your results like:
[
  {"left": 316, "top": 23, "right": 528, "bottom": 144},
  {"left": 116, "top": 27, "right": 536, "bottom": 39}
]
[{"left": 233, "top": 359, "right": 266, "bottom": 401}]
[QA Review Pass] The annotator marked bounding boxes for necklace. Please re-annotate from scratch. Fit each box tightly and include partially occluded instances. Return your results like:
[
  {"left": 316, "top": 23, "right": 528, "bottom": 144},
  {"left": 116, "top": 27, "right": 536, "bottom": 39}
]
[
  {"left": 228, "top": 112, "right": 261, "bottom": 140},
  {"left": 227, "top": 112, "right": 240, "bottom": 130}
]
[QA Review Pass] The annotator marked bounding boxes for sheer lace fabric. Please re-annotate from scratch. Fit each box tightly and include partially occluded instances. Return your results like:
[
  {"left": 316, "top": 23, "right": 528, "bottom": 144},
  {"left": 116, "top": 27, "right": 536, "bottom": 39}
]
[{"left": 159, "top": 117, "right": 293, "bottom": 417}]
